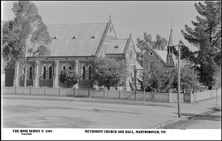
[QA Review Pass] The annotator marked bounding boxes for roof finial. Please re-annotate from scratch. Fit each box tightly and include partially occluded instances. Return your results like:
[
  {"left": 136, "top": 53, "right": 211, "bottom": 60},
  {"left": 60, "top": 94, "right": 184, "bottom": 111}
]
[
  {"left": 129, "top": 33, "right": 131, "bottom": 37},
  {"left": 171, "top": 21, "right": 173, "bottom": 31},
  {"left": 168, "top": 22, "right": 173, "bottom": 47},
  {"left": 109, "top": 14, "right": 111, "bottom": 21}
]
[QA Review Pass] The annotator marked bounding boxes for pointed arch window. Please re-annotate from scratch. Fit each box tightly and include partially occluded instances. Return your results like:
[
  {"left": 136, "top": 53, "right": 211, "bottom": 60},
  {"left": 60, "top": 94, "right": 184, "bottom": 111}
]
[
  {"left": 62, "top": 65, "right": 66, "bottom": 70},
  {"left": 146, "top": 64, "right": 149, "bottom": 72},
  {"left": 68, "top": 65, "right": 72, "bottom": 70},
  {"left": 169, "top": 58, "right": 172, "bottom": 64},
  {"left": 129, "top": 49, "right": 133, "bottom": 61},
  {"left": 150, "top": 61, "right": 154, "bottom": 72},
  {"left": 49, "top": 66, "right": 53, "bottom": 79},
  {"left": 88, "top": 65, "right": 92, "bottom": 79},
  {"left": 82, "top": 66, "right": 86, "bottom": 79},
  {"left": 43, "top": 66, "right": 46, "bottom": 79},
  {"left": 29, "top": 66, "right": 33, "bottom": 79}
]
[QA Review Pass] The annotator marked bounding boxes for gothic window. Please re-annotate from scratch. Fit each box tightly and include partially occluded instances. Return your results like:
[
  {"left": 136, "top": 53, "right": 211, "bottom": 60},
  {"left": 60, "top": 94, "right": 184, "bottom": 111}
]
[
  {"left": 68, "top": 65, "right": 72, "bottom": 70},
  {"left": 82, "top": 66, "right": 86, "bottom": 79},
  {"left": 129, "top": 49, "right": 133, "bottom": 61},
  {"left": 29, "top": 66, "right": 33, "bottom": 79},
  {"left": 43, "top": 66, "right": 46, "bottom": 79},
  {"left": 49, "top": 66, "right": 52, "bottom": 79},
  {"left": 169, "top": 58, "right": 172, "bottom": 64},
  {"left": 88, "top": 65, "right": 92, "bottom": 79},
  {"left": 63, "top": 65, "right": 66, "bottom": 70},
  {"left": 146, "top": 64, "right": 149, "bottom": 72},
  {"left": 150, "top": 62, "right": 154, "bottom": 72}
]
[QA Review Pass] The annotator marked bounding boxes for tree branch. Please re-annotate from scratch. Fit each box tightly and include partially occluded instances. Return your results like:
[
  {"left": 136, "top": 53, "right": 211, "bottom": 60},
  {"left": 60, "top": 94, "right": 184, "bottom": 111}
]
[{"left": 212, "top": 35, "right": 221, "bottom": 47}]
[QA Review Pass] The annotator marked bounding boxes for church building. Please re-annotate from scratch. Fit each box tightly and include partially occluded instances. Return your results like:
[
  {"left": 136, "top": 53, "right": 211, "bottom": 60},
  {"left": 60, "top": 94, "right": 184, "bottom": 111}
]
[
  {"left": 4, "top": 17, "right": 143, "bottom": 90},
  {"left": 4, "top": 17, "right": 178, "bottom": 91},
  {"left": 140, "top": 27, "right": 178, "bottom": 74}
]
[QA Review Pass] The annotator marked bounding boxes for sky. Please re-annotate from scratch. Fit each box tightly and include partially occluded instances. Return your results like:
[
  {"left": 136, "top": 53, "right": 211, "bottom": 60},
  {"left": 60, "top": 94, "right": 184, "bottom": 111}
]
[{"left": 2, "top": 1, "right": 200, "bottom": 51}]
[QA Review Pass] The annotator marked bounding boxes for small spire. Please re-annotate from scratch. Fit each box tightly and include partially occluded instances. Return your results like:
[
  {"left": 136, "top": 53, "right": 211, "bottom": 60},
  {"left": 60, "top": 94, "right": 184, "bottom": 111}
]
[
  {"left": 171, "top": 21, "right": 173, "bottom": 31},
  {"left": 168, "top": 21, "right": 173, "bottom": 47},
  {"left": 109, "top": 14, "right": 111, "bottom": 21},
  {"left": 129, "top": 33, "right": 131, "bottom": 37}
]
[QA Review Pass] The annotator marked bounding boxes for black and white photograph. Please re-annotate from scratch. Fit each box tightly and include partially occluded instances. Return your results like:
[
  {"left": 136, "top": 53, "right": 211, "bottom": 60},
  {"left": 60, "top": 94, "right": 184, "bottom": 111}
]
[{"left": 1, "top": 1, "right": 221, "bottom": 140}]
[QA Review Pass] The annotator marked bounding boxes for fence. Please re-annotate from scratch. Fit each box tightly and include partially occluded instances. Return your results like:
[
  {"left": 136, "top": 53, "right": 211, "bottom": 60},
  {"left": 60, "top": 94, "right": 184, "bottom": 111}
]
[
  {"left": 2, "top": 86, "right": 221, "bottom": 103},
  {"left": 184, "top": 88, "right": 221, "bottom": 103},
  {"left": 3, "top": 86, "right": 174, "bottom": 103}
]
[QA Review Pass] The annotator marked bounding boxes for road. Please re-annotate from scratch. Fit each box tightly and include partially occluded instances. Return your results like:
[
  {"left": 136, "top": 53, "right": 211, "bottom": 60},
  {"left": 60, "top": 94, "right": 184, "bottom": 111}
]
[{"left": 2, "top": 94, "right": 221, "bottom": 129}]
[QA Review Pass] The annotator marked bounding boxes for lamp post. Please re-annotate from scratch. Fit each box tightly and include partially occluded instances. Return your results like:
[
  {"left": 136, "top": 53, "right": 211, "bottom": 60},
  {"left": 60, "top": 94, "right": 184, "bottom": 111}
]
[
  {"left": 133, "top": 65, "right": 137, "bottom": 100},
  {"left": 141, "top": 50, "right": 146, "bottom": 104},
  {"left": 177, "top": 40, "right": 184, "bottom": 118}
]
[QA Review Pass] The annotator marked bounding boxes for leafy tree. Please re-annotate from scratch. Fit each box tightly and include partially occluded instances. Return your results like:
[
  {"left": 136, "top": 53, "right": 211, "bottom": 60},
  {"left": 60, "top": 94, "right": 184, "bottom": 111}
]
[
  {"left": 181, "top": 1, "right": 221, "bottom": 89},
  {"left": 137, "top": 32, "right": 168, "bottom": 51},
  {"left": 141, "top": 66, "right": 174, "bottom": 93},
  {"left": 2, "top": 1, "right": 52, "bottom": 87},
  {"left": 171, "top": 65, "right": 199, "bottom": 93},
  {"left": 60, "top": 69, "right": 80, "bottom": 88},
  {"left": 93, "top": 58, "right": 127, "bottom": 90}
]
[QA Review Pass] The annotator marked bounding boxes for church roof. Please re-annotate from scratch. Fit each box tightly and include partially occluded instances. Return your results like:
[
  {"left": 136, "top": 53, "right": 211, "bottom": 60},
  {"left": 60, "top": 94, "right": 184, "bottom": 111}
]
[
  {"left": 136, "top": 61, "right": 143, "bottom": 70},
  {"left": 153, "top": 49, "right": 178, "bottom": 66},
  {"left": 105, "top": 39, "right": 128, "bottom": 54},
  {"left": 153, "top": 49, "right": 168, "bottom": 63},
  {"left": 45, "top": 23, "right": 108, "bottom": 57}
]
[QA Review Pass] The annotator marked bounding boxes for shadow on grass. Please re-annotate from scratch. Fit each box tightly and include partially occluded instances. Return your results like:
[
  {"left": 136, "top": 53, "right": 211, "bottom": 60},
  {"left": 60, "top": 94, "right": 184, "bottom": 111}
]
[{"left": 174, "top": 112, "right": 221, "bottom": 122}]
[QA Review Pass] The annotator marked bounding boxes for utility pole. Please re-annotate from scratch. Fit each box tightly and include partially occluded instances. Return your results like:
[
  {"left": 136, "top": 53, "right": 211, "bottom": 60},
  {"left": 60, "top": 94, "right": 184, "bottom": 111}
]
[
  {"left": 133, "top": 65, "right": 137, "bottom": 100},
  {"left": 177, "top": 40, "right": 183, "bottom": 118}
]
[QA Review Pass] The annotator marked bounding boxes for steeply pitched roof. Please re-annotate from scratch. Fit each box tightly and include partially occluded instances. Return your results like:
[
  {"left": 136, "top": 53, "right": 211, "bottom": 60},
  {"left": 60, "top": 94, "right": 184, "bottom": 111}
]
[
  {"left": 153, "top": 49, "right": 178, "bottom": 66},
  {"left": 105, "top": 39, "right": 128, "bottom": 54},
  {"left": 136, "top": 61, "right": 143, "bottom": 70},
  {"left": 4, "top": 59, "right": 16, "bottom": 70},
  {"left": 154, "top": 50, "right": 168, "bottom": 63},
  {"left": 168, "top": 28, "right": 173, "bottom": 47},
  {"left": 46, "top": 23, "right": 108, "bottom": 57}
]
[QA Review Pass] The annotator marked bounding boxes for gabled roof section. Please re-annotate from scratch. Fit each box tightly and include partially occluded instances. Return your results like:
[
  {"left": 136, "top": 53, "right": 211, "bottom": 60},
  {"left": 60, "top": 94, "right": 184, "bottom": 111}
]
[
  {"left": 95, "top": 20, "right": 118, "bottom": 56},
  {"left": 123, "top": 36, "right": 137, "bottom": 54},
  {"left": 46, "top": 23, "right": 108, "bottom": 57},
  {"left": 4, "top": 59, "right": 16, "bottom": 70},
  {"left": 105, "top": 39, "right": 128, "bottom": 54},
  {"left": 154, "top": 50, "right": 168, "bottom": 64},
  {"left": 153, "top": 49, "right": 178, "bottom": 66},
  {"left": 136, "top": 61, "right": 143, "bottom": 70}
]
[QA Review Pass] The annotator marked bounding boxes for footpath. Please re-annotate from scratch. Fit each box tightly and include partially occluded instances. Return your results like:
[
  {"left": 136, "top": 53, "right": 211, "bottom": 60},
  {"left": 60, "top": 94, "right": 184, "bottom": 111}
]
[{"left": 2, "top": 93, "right": 221, "bottom": 128}]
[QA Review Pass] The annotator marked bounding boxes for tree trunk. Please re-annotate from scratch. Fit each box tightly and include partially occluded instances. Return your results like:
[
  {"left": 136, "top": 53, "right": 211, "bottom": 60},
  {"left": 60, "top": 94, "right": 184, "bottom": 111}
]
[
  {"left": 24, "top": 64, "right": 27, "bottom": 87},
  {"left": 24, "top": 45, "right": 27, "bottom": 89}
]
